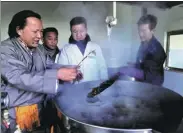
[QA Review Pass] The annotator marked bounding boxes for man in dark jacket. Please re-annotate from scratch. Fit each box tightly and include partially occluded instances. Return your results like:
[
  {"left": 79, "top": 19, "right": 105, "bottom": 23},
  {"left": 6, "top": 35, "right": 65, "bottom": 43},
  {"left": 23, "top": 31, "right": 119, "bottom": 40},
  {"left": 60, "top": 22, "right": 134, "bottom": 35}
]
[
  {"left": 42, "top": 27, "right": 60, "bottom": 63},
  {"left": 42, "top": 27, "right": 68, "bottom": 133},
  {"left": 120, "top": 14, "right": 167, "bottom": 86}
]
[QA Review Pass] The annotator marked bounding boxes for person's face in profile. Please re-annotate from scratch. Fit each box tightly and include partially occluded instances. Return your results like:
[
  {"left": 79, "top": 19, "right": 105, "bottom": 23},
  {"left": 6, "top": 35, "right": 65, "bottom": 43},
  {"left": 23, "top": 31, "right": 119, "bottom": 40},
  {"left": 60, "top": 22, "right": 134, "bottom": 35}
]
[
  {"left": 71, "top": 23, "right": 87, "bottom": 41},
  {"left": 17, "top": 17, "right": 43, "bottom": 48},
  {"left": 43, "top": 32, "right": 58, "bottom": 50},
  {"left": 138, "top": 23, "right": 154, "bottom": 43}
]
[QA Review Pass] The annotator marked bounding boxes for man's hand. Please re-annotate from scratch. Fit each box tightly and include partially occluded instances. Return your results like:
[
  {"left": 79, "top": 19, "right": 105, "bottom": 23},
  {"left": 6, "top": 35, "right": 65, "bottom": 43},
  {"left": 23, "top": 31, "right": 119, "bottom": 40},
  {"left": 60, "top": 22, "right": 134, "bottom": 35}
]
[
  {"left": 76, "top": 70, "right": 83, "bottom": 81},
  {"left": 120, "top": 66, "right": 144, "bottom": 80},
  {"left": 57, "top": 68, "right": 78, "bottom": 81}
]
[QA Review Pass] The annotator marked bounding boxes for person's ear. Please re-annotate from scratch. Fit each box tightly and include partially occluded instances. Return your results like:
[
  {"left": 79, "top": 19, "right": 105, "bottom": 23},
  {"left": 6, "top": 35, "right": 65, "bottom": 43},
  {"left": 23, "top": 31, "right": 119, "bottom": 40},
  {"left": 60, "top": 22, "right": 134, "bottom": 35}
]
[
  {"left": 16, "top": 26, "right": 23, "bottom": 36},
  {"left": 151, "top": 28, "right": 155, "bottom": 34}
]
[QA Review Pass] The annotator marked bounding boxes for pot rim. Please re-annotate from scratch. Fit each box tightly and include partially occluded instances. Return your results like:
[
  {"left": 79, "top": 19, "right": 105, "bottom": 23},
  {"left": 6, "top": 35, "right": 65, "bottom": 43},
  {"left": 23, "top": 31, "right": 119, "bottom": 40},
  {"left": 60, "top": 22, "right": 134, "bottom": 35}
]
[{"left": 60, "top": 111, "right": 153, "bottom": 131}]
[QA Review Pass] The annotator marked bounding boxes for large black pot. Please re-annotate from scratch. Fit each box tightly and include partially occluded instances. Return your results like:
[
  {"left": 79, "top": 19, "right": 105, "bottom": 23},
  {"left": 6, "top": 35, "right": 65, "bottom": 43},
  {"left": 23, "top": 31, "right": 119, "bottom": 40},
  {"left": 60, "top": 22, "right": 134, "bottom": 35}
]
[{"left": 55, "top": 80, "right": 183, "bottom": 133}]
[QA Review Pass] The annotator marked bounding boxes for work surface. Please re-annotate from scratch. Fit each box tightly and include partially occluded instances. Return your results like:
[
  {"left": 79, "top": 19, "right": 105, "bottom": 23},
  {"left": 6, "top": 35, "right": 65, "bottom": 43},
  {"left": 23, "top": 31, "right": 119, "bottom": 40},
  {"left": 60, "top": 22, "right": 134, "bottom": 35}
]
[{"left": 54, "top": 80, "right": 183, "bottom": 132}]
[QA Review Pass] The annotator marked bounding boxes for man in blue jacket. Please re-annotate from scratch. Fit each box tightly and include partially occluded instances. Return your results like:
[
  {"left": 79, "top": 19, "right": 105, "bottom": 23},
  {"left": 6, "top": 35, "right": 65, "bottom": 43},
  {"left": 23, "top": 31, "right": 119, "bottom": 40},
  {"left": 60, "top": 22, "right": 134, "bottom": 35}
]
[
  {"left": 120, "top": 14, "right": 167, "bottom": 86},
  {"left": 1, "top": 10, "right": 78, "bottom": 133}
]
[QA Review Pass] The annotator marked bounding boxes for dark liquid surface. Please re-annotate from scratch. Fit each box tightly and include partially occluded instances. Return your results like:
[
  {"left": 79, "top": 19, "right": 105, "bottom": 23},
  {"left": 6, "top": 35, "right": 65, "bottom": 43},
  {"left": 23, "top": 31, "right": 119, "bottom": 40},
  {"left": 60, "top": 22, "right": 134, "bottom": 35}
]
[{"left": 55, "top": 80, "right": 183, "bottom": 132}]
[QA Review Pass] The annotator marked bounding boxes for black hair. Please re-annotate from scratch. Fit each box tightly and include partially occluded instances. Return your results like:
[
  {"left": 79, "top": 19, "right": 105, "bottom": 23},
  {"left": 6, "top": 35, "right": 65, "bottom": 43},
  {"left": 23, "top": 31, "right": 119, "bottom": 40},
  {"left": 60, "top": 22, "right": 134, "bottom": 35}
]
[
  {"left": 43, "top": 27, "right": 58, "bottom": 38},
  {"left": 70, "top": 16, "right": 87, "bottom": 30},
  {"left": 137, "top": 14, "right": 157, "bottom": 30},
  {"left": 8, "top": 10, "right": 41, "bottom": 38}
]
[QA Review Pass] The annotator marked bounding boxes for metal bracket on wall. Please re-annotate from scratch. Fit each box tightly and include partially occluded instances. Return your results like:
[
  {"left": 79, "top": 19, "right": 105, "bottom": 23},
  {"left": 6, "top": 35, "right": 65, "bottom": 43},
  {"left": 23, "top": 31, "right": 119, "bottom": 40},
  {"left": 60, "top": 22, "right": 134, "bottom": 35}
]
[{"left": 142, "top": 7, "right": 148, "bottom": 16}]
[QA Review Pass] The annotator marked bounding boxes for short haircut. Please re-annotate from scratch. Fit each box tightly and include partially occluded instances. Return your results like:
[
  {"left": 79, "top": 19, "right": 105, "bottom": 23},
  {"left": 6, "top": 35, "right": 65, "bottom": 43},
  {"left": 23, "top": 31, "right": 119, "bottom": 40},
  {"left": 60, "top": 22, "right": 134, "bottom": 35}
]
[
  {"left": 137, "top": 14, "right": 157, "bottom": 30},
  {"left": 8, "top": 10, "right": 41, "bottom": 38},
  {"left": 70, "top": 16, "right": 87, "bottom": 29},
  {"left": 43, "top": 27, "right": 58, "bottom": 38}
]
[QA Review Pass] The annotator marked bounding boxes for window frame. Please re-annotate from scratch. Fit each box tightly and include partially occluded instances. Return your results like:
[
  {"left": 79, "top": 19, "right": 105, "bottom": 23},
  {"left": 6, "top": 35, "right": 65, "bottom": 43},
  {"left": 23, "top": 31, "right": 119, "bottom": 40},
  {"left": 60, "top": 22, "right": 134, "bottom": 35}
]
[{"left": 165, "top": 29, "right": 183, "bottom": 72}]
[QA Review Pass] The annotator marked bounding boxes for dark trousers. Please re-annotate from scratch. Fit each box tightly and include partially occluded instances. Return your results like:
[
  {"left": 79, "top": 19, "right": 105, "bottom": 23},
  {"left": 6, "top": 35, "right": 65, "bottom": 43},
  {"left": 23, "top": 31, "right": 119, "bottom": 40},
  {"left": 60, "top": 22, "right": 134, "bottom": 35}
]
[{"left": 40, "top": 99, "right": 67, "bottom": 133}]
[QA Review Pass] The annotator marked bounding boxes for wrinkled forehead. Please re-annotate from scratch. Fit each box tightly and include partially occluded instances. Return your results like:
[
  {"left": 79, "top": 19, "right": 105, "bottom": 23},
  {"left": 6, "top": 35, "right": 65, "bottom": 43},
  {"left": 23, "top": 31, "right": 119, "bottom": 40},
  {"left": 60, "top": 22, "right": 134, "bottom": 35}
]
[
  {"left": 138, "top": 23, "right": 151, "bottom": 31},
  {"left": 25, "top": 17, "right": 43, "bottom": 29},
  {"left": 71, "top": 23, "right": 87, "bottom": 31},
  {"left": 26, "top": 17, "right": 43, "bottom": 27},
  {"left": 45, "top": 32, "right": 58, "bottom": 38}
]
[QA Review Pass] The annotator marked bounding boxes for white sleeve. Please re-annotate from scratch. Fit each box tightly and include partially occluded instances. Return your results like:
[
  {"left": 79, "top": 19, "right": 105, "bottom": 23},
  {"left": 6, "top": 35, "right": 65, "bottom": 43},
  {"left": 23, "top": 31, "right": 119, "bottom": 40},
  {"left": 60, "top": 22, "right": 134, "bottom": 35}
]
[
  {"left": 58, "top": 47, "right": 70, "bottom": 65},
  {"left": 55, "top": 52, "right": 60, "bottom": 64},
  {"left": 55, "top": 47, "right": 73, "bottom": 86},
  {"left": 97, "top": 46, "right": 108, "bottom": 80},
  {"left": 54, "top": 52, "right": 60, "bottom": 93}
]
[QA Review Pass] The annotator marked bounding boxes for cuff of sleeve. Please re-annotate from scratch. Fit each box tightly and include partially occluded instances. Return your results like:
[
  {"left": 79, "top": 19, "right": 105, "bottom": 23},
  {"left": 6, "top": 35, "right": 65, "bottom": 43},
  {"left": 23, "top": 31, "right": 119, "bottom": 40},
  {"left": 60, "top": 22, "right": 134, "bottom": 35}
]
[
  {"left": 134, "top": 69, "right": 145, "bottom": 80},
  {"left": 43, "top": 69, "right": 58, "bottom": 94},
  {"left": 55, "top": 79, "right": 59, "bottom": 93}
]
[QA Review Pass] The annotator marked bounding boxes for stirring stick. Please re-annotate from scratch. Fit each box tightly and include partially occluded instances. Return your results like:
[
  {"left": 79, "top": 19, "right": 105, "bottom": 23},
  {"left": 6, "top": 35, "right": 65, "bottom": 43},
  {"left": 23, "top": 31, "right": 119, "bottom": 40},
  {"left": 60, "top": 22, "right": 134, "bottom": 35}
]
[
  {"left": 72, "top": 50, "right": 96, "bottom": 84},
  {"left": 77, "top": 50, "right": 96, "bottom": 67}
]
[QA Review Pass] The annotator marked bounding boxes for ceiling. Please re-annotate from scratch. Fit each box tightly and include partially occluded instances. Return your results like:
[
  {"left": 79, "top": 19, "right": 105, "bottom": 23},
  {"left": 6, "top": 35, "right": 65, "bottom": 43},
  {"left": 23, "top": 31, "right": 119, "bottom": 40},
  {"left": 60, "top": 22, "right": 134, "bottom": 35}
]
[
  {"left": 120, "top": 1, "right": 183, "bottom": 9},
  {"left": 164, "top": 2, "right": 183, "bottom": 8}
]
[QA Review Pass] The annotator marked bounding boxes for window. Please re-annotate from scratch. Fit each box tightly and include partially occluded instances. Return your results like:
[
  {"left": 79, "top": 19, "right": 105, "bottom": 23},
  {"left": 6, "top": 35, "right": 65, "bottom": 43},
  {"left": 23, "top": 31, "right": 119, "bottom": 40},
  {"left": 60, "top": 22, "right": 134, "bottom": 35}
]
[{"left": 165, "top": 30, "right": 183, "bottom": 72}]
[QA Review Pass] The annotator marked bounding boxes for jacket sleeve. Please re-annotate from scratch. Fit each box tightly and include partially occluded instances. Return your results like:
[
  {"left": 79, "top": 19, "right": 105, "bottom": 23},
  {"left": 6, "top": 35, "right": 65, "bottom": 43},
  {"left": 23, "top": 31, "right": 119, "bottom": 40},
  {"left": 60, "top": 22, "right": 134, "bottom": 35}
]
[
  {"left": 96, "top": 46, "right": 109, "bottom": 80},
  {"left": 1, "top": 44, "right": 58, "bottom": 94},
  {"left": 57, "top": 47, "right": 69, "bottom": 65}
]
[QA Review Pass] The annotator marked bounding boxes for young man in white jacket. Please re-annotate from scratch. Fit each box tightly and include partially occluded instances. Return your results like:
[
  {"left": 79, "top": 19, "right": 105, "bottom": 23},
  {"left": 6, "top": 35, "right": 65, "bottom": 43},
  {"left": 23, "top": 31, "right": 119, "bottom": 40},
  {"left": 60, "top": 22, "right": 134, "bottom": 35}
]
[{"left": 58, "top": 16, "right": 108, "bottom": 83}]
